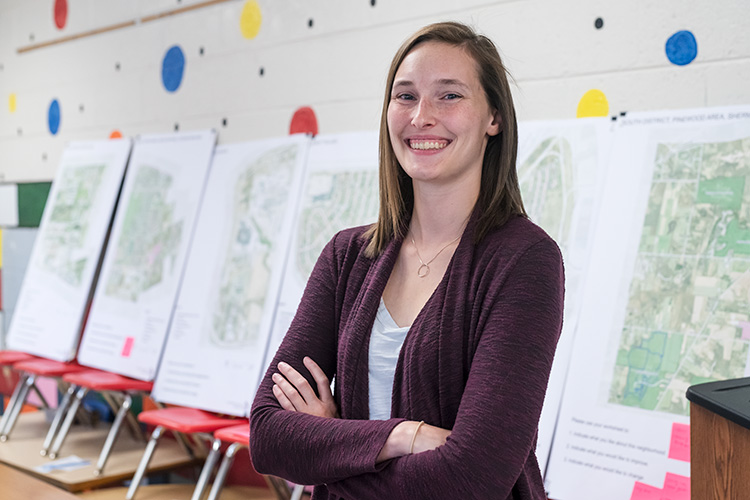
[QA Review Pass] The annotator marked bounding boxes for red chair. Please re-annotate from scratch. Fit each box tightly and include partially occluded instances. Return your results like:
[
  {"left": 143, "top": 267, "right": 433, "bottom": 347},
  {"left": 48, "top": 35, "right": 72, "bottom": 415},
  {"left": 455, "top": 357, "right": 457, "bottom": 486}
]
[
  {"left": 0, "top": 350, "right": 38, "bottom": 435},
  {"left": 202, "top": 423, "right": 304, "bottom": 500},
  {"left": 125, "top": 407, "right": 242, "bottom": 500},
  {"left": 0, "top": 357, "right": 86, "bottom": 441},
  {"left": 43, "top": 369, "right": 154, "bottom": 475}
]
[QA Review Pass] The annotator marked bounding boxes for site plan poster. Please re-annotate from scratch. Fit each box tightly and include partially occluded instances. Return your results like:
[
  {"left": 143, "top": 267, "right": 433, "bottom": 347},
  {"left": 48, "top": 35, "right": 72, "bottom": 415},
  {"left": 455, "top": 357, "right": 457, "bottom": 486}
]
[
  {"left": 7, "top": 139, "right": 132, "bottom": 361},
  {"left": 78, "top": 130, "right": 216, "bottom": 380},
  {"left": 517, "top": 118, "right": 612, "bottom": 475},
  {"left": 268, "top": 131, "right": 379, "bottom": 365},
  {"left": 545, "top": 106, "right": 750, "bottom": 500},
  {"left": 152, "top": 135, "right": 310, "bottom": 415}
]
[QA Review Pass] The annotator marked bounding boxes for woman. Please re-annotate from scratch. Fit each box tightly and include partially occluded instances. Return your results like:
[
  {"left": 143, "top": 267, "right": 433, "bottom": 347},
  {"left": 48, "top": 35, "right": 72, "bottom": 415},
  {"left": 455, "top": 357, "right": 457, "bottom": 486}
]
[{"left": 250, "top": 21, "right": 564, "bottom": 499}]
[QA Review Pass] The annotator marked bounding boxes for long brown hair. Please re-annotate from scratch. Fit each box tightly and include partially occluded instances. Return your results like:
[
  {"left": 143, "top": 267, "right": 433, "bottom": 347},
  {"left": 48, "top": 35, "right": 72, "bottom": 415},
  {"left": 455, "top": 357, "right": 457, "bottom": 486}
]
[{"left": 364, "top": 21, "right": 526, "bottom": 257}]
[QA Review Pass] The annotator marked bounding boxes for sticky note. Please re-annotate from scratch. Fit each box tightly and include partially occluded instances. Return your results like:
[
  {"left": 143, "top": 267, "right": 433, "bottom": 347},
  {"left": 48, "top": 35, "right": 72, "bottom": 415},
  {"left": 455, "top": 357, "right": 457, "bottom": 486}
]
[
  {"left": 668, "top": 422, "right": 690, "bottom": 462},
  {"left": 121, "top": 336, "right": 135, "bottom": 357},
  {"left": 660, "top": 473, "right": 690, "bottom": 500},
  {"left": 739, "top": 321, "right": 750, "bottom": 340},
  {"left": 630, "top": 481, "right": 662, "bottom": 500}
]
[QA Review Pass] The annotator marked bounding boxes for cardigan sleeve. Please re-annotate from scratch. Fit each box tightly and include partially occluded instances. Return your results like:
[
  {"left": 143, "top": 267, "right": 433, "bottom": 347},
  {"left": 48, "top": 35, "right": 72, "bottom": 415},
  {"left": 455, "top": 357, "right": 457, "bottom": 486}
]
[
  {"left": 249, "top": 232, "right": 405, "bottom": 486},
  {"left": 327, "top": 237, "right": 564, "bottom": 499}
]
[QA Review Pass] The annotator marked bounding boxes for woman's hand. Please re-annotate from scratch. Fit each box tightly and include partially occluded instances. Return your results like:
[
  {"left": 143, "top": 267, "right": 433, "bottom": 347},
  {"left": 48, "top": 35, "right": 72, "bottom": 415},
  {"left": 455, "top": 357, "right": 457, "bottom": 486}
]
[
  {"left": 272, "top": 357, "right": 339, "bottom": 419},
  {"left": 376, "top": 420, "right": 451, "bottom": 463}
]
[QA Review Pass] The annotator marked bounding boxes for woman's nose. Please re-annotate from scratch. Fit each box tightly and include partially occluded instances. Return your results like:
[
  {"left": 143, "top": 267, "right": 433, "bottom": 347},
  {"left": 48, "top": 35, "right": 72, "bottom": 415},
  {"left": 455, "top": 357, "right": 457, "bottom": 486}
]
[{"left": 411, "top": 99, "right": 436, "bottom": 129}]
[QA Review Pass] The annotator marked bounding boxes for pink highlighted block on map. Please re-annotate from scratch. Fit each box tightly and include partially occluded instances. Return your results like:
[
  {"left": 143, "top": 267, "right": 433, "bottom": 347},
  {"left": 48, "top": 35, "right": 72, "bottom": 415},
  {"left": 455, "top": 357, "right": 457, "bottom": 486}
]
[
  {"left": 121, "top": 336, "right": 135, "bottom": 357},
  {"left": 668, "top": 422, "right": 691, "bottom": 462},
  {"left": 660, "top": 473, "right": 690, "bottom": 500},
  {"left": 739, "top": 321, "right": 750, "bottom": 340},
  {"left": 630, "top": 481, "right": 662, "bottom": 500}
]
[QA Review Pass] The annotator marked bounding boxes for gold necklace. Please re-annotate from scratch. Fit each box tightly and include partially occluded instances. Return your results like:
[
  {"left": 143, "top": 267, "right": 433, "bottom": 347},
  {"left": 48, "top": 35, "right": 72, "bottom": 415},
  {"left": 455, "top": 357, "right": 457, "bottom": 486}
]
[{"left": 410, "top": 233, "right": 461, "bottom": 278}]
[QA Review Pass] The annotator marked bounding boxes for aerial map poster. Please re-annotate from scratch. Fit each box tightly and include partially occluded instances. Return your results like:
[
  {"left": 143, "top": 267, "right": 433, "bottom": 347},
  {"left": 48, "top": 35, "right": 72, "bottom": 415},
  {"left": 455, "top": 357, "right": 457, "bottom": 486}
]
[
  {"left": 268, "top": 131, "right": 379, "bottom": 365},
  {"left": 152, "top": 135, "right": 310, "bottom": 415},
  {"left": 77, "top": 130, "right": 216, "bottom": 380},
  {"left": 545, "top": 106, "right": 750, "bottom": 500},
  {"left": 7, "top": 139, "right": 132, "bottom": 361},
  {"left": 516, "top": 118, "right": 611, "bottom": 476}
]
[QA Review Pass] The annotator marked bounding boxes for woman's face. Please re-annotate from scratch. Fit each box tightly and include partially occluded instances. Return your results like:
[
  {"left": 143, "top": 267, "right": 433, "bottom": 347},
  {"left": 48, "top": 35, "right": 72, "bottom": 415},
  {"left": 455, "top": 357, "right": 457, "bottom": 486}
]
[{"left": 387, "top": 41, "right": 500, "bottom": 188}]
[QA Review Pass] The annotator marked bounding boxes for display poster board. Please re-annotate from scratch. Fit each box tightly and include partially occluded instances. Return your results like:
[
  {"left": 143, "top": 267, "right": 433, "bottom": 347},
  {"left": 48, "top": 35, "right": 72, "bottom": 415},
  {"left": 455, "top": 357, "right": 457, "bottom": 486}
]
[
  {"left": 267, "top": 131, "right": 380, "bottom": 364},
  {"left": 7, "top": 139, "right": 132, "bottom": 361},
  {"left": 77, "top": 131, "right": 216, "bottom": 380},
  {"left": 151, "top": 135, "right": 310, "bottom": 415},
  {"left": 545, "top": 106, "right": 750, "bottom": 499},
  {"left": 516, "top": 118, "right": 612, "bottom": 475}
]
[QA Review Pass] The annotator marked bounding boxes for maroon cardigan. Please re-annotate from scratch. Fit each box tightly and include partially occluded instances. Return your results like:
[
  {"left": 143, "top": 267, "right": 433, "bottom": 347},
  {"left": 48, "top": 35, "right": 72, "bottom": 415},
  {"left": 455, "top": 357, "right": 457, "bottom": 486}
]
[{"left": 250, "top": 214, "right": 564, "bottom": 499}]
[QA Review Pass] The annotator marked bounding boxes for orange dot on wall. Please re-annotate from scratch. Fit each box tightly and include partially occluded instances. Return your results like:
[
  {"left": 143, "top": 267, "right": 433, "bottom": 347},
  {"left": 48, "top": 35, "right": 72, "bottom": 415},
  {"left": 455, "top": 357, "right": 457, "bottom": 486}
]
[
  {"left": 109, "top": 130, "right": 123, "bottom": 139},
  {"left": 54, "top": 0, "right": 68, "bottom": 30},
  {"left": 289, "top": 106, "right": 318, "bottom": 136}
]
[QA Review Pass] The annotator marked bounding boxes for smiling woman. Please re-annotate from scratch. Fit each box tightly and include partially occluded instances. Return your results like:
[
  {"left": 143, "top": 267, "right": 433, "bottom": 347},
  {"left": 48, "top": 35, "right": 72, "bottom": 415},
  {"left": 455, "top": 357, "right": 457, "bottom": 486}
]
[{"left": 250, "top": 22, "right": 565, "bottom": 500}]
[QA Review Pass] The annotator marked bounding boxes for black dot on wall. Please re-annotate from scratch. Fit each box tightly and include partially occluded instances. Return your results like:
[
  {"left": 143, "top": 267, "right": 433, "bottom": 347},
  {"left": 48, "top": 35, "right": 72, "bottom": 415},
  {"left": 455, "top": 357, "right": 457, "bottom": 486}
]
[
  {"left": 115, "top": 62, "right": 121, "bottom": 71},
  {"left": 222, "top": 118, "right": 228, "bottom": 127},
  {"left": 79, "top": 104, "right": 84, "bottom": 112},
  {"left": 259, "top": 67, "right": 264, "bottom": 76},
  {"left": 0, "top": 63, "right": 4, "bottom": 71},
  {"left": 199, "top": 47, "right": 204, "bottom": 56},
  {"left": 594, "top": 17, "right": 604, "bottom": 29},
  {"left": 308, "top": 18, "right": 314, "bottom": 28},
  {"left": 174, "top": 123, "right": 180, "bottom": 131},
  {"left": 42, "top": 153, "right": 47, "bottom": 161},
  {"left": 370, "top": 0, "right": 376, "bottom": 6},
  {"left": 29, "top": 33, "right": 35, "bottom": 42},
  {"left": 17, "top": 128, "right": 22, "bottom": 136}
]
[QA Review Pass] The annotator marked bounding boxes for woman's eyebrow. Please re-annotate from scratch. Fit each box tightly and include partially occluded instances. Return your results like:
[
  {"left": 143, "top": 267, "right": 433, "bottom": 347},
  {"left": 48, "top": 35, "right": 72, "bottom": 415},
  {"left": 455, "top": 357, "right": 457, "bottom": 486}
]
[{"left": 392, "top": 78, "right": 470, "bottom": 90}]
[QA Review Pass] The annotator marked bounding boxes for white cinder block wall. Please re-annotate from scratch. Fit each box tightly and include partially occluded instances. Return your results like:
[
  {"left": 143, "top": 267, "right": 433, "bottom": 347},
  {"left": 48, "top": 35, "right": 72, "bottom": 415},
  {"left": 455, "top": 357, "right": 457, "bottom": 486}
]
[{"left": 0, "top": 0, "right": 748, "bottom": 183}]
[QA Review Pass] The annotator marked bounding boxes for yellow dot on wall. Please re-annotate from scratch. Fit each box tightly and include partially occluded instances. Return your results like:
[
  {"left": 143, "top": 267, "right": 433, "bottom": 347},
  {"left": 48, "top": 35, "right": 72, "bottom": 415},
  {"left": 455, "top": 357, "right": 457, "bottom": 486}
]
[
  {"left": 9, "top": 93, "right": 17, "bottom": 113},
  {"left": 239, "top": 0, "right": 262, "bottom": 40},
  {"left": 576, "top": 89, "right": 609, "bottom": 118}
]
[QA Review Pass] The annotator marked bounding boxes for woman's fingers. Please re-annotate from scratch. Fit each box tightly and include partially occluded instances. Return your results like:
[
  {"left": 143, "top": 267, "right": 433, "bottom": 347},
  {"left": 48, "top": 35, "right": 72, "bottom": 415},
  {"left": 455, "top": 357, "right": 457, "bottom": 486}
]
[
  {"left": 278, "top": 361, "right": 318, "bottom": 405},
  {"left": 303, "top": 356, "right": 333, "bottom": 402},
  {"left": 272, "top": 384, "right": 296, "bottom": 412},
  {"left": 272, "top": 371, "right": 307, "bottom": 410}
]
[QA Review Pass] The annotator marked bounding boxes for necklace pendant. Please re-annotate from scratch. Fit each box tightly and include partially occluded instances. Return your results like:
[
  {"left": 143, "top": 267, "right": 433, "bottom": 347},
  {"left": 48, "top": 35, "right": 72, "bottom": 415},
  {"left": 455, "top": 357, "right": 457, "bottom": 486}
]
[{"left": 417, "top": 263, "right": 430, "bottom": 278}]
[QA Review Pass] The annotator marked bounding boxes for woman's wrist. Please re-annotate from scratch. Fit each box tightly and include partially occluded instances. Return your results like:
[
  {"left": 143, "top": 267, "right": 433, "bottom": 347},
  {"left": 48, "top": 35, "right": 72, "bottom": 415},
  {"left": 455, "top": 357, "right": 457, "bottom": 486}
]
[{"left": 376, "top": 421, "right": 420, "bottom": 462}]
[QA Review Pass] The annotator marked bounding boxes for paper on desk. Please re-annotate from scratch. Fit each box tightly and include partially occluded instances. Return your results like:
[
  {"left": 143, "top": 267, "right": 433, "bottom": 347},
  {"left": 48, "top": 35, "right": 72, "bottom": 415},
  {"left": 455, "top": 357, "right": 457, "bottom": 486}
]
[{"left": 34, "top": 455, "right": 90, "bottom": 473}]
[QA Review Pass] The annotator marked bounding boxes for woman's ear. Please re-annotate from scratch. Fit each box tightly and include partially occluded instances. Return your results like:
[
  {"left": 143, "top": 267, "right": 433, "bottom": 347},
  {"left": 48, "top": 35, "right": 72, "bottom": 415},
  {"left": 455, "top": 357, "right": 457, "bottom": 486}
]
[{"left": 487, "top": 109, "right": 502, "bottom": 137}]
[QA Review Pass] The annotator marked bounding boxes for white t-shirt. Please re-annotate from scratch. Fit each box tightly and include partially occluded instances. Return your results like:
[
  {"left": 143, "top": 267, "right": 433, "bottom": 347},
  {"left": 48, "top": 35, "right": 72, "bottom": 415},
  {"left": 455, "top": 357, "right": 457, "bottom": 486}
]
[{"left": 368, "top": 298, "right": 409, "bottom": 420}]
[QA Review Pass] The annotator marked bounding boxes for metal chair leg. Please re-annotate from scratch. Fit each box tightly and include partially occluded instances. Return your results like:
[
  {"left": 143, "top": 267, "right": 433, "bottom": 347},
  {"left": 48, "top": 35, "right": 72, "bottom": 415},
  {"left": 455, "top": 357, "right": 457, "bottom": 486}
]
[
  {"left": 0, "top": 374, "right": 28, "bottom": 439},
  {"left": 290, "top": 484, "right": 305, "bottom": 500},
  {"left": 0, "top": 374, "right": 35, "bottom": 441},
  {"left": 265, "top": 475, "right": 293, "bottom": 500},
  {"left": 192, "top": 437, "right": 223, "bottom": 500},
  {"left": 41, "top": 384, "right": 77, "bottom": 456},
  {"left": 49, "top": 386, "right": 88, "bottom": 458},
  {"left": 206, "top": 442, "right": 244, "bottom": 500},
  {"left": 30, "top": 379, "right": 50, "bottom": 409},
  {"left": 126, "top": 425, "right": 165, "bottom": 500},
  {"left": 94, "top": 393, "right": 132, "bottom": 475}
]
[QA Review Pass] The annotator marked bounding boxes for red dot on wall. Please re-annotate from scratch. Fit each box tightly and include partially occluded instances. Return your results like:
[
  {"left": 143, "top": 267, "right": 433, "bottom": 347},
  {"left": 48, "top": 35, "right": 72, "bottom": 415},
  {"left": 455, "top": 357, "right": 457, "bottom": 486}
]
[
  {"left": 289, "top": 106, "right": 318, "bottom": 136},
  {"left": 109, "top": 130, "right": 123, "bottom": 139},
  {"left": 54, "top": 0, "right": 68, "bottom": 30}
]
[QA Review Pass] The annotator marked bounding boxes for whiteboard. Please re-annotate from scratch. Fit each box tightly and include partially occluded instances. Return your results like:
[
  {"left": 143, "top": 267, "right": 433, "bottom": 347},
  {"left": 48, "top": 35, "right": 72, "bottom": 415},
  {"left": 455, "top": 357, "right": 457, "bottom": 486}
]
[
  {"left": 151, "top": 135, "right": 310, "bottom": 415},
  {"left": 7, "top": 139, "right": 132, "bottom": 361},
  {"left": 77, "top": 130, "right": 216, "bottom": 380}
]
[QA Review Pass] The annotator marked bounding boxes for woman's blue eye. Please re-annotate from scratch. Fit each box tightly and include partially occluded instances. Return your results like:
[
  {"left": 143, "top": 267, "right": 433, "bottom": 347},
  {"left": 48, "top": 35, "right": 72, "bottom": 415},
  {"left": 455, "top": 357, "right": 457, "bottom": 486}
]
[
  {"left": 396, "top": 93, "right": 416, "bottom": 101},
  {"left": 444, "top": 93, "right": 462, "bottom": 100}
]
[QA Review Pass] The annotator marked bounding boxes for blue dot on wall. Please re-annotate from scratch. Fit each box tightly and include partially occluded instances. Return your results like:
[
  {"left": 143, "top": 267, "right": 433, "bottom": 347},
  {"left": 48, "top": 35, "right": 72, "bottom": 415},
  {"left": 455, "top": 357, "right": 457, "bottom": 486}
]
[
  {"left": 665, "top": 30, "right": 697, "bottom": 66},
  {"left": 162, "top": 45, "right": 185, "bottom": 92},
  {"left": 48, "top": 99, "right": 61, "bottom": 135}
]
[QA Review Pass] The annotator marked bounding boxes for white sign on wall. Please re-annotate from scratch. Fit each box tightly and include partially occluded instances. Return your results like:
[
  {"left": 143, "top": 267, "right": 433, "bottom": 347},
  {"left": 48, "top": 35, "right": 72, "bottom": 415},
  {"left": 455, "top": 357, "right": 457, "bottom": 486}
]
[
  {"left": 77, "top": 131, "right": 216, "bottom": 380},
  {"left": 7, "top": 139, "right": 132, "bottom": 361},
  {"left": 152, "top": 135, "right": 310, "bottom": 415}
]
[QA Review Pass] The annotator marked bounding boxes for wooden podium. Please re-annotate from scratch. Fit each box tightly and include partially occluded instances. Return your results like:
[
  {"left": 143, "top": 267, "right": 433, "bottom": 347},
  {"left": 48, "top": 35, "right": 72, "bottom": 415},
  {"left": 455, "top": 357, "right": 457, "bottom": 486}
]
[{"left": 686, "top": 377, "right": 750, "bottom": 500}]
